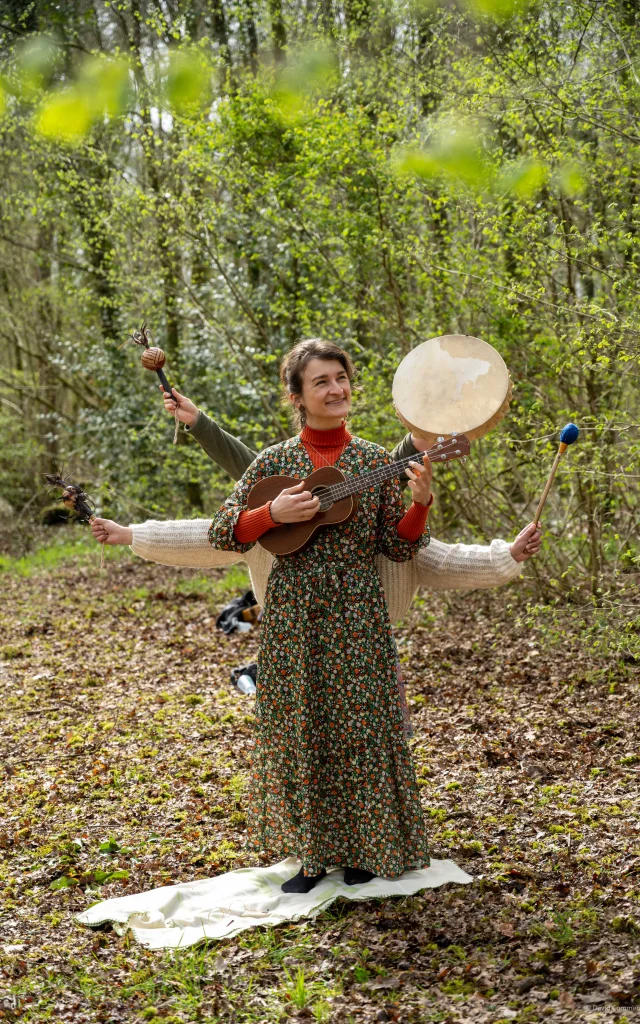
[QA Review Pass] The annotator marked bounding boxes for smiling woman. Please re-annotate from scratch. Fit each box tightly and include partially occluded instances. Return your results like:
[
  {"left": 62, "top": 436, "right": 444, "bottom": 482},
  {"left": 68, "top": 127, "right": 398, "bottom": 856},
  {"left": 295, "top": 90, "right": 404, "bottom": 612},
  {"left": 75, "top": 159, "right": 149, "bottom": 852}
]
[
  {"left": 283, "top": 338, "right": 354, "bottom": 429},
  {"left": 234, "top": 340, "right": 433, "bottom": 544},
  {"left": 208, "top": 338, "right": 434, "bottom": 893}
]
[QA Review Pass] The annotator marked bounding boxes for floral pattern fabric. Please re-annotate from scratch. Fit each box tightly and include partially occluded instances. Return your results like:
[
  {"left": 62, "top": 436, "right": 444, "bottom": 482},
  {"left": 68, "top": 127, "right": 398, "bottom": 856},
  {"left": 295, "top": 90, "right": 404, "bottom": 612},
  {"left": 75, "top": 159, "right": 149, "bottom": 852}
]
[{"left": 208, "top": 435, "right": 431, "bottom": 878}]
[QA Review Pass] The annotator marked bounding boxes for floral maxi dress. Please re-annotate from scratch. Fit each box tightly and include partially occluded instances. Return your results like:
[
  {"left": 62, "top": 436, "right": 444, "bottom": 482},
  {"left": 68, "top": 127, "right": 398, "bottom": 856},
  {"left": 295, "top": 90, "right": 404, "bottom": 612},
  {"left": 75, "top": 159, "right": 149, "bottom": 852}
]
[{"left": 208, "top": 435, "right": 431, "bottom": 878}]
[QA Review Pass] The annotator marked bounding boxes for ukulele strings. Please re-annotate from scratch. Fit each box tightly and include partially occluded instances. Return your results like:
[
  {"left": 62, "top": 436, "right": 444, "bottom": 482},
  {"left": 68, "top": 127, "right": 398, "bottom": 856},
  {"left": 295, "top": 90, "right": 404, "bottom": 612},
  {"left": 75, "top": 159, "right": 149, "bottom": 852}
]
[{"left": 325, "top": 437, "right": 467, "bottom": 503}]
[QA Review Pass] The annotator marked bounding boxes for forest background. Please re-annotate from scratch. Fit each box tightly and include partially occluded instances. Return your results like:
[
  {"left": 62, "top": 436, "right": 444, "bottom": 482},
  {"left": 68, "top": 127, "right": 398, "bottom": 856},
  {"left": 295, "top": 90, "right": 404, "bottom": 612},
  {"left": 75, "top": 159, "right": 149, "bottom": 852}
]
[{"left": 0, "top": 0, "right": 638, "bottom": 657}]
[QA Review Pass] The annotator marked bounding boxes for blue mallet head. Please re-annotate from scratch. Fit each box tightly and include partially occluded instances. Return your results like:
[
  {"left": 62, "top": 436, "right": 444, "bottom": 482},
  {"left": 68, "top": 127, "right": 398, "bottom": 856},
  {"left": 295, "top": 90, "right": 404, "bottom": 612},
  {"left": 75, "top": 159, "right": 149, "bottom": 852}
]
[{"left": 559, "top": 423, "right": 579, "bottom": 447}]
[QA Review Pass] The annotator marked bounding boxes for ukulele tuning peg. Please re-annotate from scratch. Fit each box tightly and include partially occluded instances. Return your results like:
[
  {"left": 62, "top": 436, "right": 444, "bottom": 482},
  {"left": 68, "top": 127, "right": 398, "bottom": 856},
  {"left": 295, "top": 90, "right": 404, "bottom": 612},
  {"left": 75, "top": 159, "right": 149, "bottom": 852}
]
[
  {"left": 437, "top": 436, "right": 445, "bottom": 443},
  {"left": 451, "top": 431, "right": 458, "bottom": 437},
  {"left": 461, "top": 457, "right": 467, "bottom": 464},
  {"left": 455, "top": 449, "right": 461, "bottom": 455},
  {"left": 437, "top": 444, "right": 443, "bottom": 450}
]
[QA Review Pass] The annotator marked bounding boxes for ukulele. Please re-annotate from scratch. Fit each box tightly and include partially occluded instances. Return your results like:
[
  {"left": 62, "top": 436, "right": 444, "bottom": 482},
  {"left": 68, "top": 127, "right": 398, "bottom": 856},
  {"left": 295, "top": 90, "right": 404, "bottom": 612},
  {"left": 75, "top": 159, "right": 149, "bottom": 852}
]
[{"left": 247, "top": 435, "right": 471, "bottom": 555}]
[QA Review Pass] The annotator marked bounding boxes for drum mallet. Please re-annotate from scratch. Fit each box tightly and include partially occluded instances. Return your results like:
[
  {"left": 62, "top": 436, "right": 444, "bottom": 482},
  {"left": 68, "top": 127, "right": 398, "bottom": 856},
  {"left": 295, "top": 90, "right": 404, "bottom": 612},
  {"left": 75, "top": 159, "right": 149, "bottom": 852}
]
[{"left": 533, "top": 423, "right": 579, "bottom": 526}]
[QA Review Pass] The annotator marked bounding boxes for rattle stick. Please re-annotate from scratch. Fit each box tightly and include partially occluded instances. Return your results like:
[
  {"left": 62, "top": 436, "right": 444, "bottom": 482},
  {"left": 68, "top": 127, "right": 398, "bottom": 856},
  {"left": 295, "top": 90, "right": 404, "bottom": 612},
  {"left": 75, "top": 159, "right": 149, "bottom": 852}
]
[
  {"left": 533, "top": 423, "right": 579, "bottom": 527},
  {"left": 128, "top": 323, "right": 181, "bottom": 444}
]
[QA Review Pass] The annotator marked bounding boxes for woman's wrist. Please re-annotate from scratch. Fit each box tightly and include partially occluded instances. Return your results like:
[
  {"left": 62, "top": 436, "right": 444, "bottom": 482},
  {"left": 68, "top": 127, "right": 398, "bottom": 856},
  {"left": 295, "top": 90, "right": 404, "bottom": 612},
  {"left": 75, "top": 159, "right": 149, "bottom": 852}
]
[
  {"left": 413, "top": 493, "right": 433, "bottom": 509},
  {"left": 120, "top": 526, "right": 133, "bottom": 545},
  {"left": 509, "top": 543, "right": 525, "bottom": 563}
]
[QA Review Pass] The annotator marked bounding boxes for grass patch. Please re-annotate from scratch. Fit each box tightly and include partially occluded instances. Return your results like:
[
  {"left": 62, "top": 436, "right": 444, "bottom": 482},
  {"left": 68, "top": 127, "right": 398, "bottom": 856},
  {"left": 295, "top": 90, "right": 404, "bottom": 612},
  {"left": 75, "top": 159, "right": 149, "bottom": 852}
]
[
  {"left": 175, "top": 562, "right": 251, "bottom": 603},
  {"left": 0, "top": 529, "right": 129, "bottom": 576}
]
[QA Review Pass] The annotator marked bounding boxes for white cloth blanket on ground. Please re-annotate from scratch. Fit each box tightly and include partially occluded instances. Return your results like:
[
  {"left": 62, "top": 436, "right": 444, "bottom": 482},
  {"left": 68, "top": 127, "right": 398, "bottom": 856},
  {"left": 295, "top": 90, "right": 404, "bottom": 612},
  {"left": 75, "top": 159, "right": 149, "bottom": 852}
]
[{"left": 76, "top": 857, "right": 473, "bottom": 949}]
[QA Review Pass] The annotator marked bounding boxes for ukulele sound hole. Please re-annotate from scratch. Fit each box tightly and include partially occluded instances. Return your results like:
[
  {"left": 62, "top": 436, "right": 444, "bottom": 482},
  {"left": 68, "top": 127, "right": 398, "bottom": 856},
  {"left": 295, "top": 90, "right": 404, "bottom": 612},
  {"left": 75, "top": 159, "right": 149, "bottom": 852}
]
[{"left": 312, "top": 486, "right": 334, "bottom": 512}]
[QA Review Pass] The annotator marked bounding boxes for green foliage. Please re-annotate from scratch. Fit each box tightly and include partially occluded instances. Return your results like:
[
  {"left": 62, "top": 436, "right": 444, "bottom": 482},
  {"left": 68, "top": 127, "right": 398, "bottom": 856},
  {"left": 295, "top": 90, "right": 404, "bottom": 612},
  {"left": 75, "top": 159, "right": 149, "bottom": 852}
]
[
  {"left": 466, "top": 0, "right": 532, "bottom": 20},
  {"left": 496, "top": 158, "right": 547, "bottom": 198},
  {"left": 0, "top": 0, "right": 638, "bottom": 655}
]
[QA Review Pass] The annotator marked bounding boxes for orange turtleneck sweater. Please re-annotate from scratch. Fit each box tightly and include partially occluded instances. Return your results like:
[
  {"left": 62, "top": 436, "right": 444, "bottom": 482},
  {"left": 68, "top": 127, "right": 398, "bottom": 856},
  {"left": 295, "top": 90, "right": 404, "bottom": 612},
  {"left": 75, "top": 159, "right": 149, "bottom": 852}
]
[{"left": 234, "top": 423, "right": 433, "bottom": 545}]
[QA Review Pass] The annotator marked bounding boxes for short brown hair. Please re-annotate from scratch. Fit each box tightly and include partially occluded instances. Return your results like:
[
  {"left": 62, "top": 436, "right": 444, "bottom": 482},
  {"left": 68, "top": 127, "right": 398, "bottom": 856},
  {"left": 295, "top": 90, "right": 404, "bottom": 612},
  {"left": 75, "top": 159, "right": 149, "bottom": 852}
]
[{"left": 280, "top": 338, "right": 356, "bottom": 428}]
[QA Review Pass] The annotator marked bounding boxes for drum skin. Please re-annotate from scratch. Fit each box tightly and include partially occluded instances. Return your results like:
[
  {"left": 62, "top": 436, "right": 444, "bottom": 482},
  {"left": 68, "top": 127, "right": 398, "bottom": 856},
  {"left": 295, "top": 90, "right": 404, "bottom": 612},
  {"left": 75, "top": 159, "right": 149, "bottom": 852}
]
[{"left": 393, "top": 334, "right": 512, "bottom": 445}]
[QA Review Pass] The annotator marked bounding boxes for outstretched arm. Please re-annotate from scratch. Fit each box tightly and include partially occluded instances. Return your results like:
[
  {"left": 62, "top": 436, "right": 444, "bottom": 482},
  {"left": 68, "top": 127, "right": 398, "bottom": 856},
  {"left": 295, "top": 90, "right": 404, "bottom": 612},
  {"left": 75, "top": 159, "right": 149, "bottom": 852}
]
[
  {"left": 152, "top": 396, "right": 542, "bottom": 585},
  {"left": 414, "top": 523, "right": 542, "bottom": 592},
  {"left": 161, "top": 386, "right": 257, "bottom": 481},
  {"left": 165, "top": 383, "right": 421, "bottom": 484},
  {"left": 89, "top": 395, "right": 262, "bottom": 572},
  {"left": 90, "top": 517, "right": 244, "bottom": 569}
]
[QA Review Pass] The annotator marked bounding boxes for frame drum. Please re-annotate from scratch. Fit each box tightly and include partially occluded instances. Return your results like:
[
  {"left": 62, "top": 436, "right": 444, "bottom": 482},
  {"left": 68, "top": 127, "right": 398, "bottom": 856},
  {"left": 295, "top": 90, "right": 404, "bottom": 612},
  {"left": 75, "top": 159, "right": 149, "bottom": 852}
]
[{"left": 392, "top": 334, "right": 512, "bottom": 445}]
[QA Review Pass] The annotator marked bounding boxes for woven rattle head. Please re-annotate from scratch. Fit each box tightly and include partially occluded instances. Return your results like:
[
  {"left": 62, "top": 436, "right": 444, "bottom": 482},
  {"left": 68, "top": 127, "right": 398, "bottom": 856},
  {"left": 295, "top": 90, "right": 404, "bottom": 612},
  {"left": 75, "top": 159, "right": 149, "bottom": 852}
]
[{"left": 141, "top": 347, "right": 166, "bottom": 371}]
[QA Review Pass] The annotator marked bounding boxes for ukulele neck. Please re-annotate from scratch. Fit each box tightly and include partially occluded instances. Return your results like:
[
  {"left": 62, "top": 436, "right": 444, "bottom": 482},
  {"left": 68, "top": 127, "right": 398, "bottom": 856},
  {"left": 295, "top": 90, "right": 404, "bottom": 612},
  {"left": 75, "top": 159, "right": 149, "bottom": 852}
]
[{"left": 324, "top": 437, "right": 469, "bottom": 503}]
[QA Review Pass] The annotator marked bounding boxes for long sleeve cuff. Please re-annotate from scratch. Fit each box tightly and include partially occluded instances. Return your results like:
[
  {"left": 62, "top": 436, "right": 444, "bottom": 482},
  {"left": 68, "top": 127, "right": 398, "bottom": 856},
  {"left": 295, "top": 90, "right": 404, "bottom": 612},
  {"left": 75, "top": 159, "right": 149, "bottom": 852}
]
[
  {"left": 234, "top": 502, "right": 278, "bottom": 543},
  {"left": 397, "top": 495, "right": 433, "bottom": 542},
  {"left": 185, "top": 409, "right": 208, "bottom": 440}
]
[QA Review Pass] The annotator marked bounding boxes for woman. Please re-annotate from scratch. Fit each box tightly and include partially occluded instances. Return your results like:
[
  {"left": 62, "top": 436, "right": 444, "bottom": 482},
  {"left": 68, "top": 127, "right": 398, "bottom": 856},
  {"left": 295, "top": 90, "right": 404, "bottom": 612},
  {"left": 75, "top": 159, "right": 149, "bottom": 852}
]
[{"left": 207, "top": 339, "right": 433, "bottom": 893}]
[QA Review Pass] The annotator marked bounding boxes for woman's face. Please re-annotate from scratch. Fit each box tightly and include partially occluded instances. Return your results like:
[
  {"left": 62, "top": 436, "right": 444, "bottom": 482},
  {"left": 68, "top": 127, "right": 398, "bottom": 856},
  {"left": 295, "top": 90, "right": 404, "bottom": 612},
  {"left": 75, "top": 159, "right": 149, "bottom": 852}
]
[{"left": 295, "top": 357, "right": 352, "bottom": 425}]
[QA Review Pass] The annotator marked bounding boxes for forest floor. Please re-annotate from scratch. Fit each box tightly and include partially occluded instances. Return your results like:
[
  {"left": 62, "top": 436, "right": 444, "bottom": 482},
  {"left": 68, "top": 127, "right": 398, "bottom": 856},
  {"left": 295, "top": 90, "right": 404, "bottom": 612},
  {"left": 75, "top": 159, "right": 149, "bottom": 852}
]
[{"left": 0, "top": 535, "right": 639, "bottom": 1024}]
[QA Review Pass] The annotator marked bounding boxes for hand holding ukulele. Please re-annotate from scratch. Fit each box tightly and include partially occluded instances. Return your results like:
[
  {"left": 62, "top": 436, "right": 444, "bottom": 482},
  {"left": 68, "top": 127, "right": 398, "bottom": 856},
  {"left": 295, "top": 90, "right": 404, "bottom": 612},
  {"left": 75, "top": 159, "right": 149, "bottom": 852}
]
[{"left": 271, "top": 480, "right": 321, "bottom": 523}]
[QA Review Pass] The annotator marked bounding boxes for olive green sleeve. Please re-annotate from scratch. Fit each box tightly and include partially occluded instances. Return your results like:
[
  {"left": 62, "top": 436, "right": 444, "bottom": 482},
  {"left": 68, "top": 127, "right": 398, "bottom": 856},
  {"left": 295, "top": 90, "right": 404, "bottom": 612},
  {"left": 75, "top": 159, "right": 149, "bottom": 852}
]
[
  {"left": 186, "top": 410, "right": 258, "bottom": 482},
  {"left": 389, "top": 432, "right": 420, "bottom": 485}
]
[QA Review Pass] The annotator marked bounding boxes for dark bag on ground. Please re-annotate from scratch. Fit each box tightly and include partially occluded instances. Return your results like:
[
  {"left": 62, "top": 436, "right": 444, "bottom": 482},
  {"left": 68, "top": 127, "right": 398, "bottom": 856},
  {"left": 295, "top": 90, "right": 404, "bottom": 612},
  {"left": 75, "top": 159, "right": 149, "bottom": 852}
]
[{"left": 216, "top": 590, "right": 258, "bottom": 635}]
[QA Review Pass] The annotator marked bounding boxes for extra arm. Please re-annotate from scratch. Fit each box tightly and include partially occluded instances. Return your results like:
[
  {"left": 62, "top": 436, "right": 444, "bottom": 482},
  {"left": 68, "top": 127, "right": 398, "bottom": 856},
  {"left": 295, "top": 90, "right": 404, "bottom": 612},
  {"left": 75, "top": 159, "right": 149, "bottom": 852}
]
[
  {"left": 415, "top": 537, "right": 522, "bottom": 591},
  {"left": 186, "top": 410, "right": 258, "bottom": 482},
  {"left": 389, "top": 432, "right": 420, "bottom": 485},
  {"left": 130, "top": 519, "right": 244, "bottom": 569},
  {"left": 390, "top": 434, "right": 521, "bottom": 587},
  {"left": 137, "top": 414, "right": 520, "bottom": 590},
  {"left": 189, "top": 409, "right": 415, "bottom": 485}
]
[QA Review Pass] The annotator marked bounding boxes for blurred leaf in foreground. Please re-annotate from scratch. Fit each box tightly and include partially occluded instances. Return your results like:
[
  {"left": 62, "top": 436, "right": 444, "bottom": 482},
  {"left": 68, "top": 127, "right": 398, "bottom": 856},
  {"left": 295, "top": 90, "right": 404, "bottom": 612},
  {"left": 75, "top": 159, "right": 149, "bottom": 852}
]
[
  {"left": 465, "top": 0, "right": 532, "bottom": 19},
  {"left": 271, "top": 44, "right": 337, "bottom": 123},
  {"left": 558, "top": 163, "right": 586, "bottom": 198},
  {"left": 496, "top": 158, "right": 547, "bottom": 198},
  {"left": 14, "top": 35, "right": 57, "bottom": 100},
  {"left": 394, "top": 127, "right": 493, "bottom": 189},
  {"left": 35, "top": 89, "right": 93, "bottom": 142},
  {"left": 79, "top": 56, "right": 133, "bottom": 118},
  {"left": 0, "top": 79, "right": 5, "bottom": 118},
  {"left": 34, "top": 56, "right": 132, "bottom": 143},
  {"left": 167, "top": 48, "right": 211, "bottom": 114}
]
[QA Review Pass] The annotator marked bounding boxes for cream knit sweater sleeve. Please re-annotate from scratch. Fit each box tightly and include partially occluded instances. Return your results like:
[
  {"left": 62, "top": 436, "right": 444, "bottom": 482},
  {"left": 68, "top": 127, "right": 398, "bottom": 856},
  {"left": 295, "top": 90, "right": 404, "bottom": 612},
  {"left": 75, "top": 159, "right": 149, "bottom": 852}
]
[
  {"left": 129, "top": 519, "right": 523, "bottom": 623},
  {"left": 416, "top": 536, "right": 523, "bottom": 591},
  {"left": 130, "top": 519, "right": 242, "bottom": 569}
]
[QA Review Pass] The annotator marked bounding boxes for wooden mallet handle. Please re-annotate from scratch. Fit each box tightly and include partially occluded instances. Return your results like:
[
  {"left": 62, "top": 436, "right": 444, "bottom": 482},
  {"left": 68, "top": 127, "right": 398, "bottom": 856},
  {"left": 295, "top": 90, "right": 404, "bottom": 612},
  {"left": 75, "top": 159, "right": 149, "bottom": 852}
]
[{"left": 533, "top": 423, "right": 579, "bottom": 527}]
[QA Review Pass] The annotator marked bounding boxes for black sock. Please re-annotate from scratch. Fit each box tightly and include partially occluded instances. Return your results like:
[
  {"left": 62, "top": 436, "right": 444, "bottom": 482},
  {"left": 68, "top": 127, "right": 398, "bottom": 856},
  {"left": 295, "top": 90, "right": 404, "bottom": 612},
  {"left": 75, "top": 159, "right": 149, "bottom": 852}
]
[
  {"left": 344, "top": 867, "right": 375, "bottom": 886},
  {"left": 281, "top": 866, "right": 327, "bottom": 894}
]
